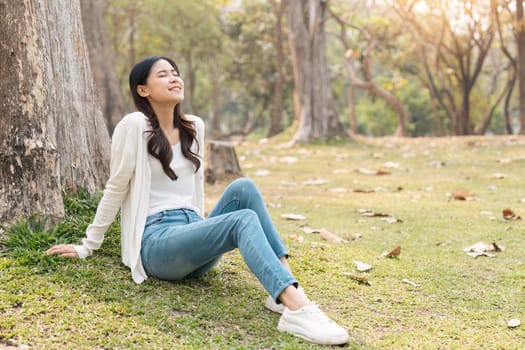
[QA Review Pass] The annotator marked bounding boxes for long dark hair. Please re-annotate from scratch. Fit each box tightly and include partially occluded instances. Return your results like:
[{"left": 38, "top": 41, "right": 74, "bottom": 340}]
[{"left": 129, "top": 56, "right": 200, "bottom": 180}]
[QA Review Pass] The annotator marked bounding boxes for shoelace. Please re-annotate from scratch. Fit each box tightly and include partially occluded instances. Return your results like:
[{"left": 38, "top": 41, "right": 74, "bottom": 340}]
[{"left": 306, "top": 305, "right": 334, "bottom": 324}]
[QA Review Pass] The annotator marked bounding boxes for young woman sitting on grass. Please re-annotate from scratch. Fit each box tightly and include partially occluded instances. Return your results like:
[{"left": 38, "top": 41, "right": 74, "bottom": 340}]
[{"left": 47, "top": 56, "right": 349, "bottom": 345}]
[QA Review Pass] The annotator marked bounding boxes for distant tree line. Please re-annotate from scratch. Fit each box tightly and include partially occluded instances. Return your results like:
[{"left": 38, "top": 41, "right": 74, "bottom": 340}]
[{"left": 98, "top": 0, "right": 525, "bottom": 137}]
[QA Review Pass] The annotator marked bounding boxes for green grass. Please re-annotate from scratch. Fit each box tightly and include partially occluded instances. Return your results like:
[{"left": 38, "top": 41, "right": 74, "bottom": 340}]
[{"left": 1, "top": 135, "right": 525, "bottom": 349}]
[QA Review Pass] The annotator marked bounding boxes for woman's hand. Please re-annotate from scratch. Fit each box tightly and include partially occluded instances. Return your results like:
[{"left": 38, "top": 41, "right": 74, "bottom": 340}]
[{"left": 46, "top": 244, "right": 79, "bottom": 258}]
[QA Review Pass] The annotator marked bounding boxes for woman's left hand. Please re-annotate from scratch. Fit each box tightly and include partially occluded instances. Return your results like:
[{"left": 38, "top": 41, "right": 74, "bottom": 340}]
[{"left": 46, "top": 244, "right": 79, "bottom": 258}]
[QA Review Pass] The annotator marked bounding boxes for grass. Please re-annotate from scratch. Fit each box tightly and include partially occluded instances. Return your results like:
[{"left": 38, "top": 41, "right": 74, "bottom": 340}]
[{"left": 1, "top": 135, "right": 524, "bottom": 349}]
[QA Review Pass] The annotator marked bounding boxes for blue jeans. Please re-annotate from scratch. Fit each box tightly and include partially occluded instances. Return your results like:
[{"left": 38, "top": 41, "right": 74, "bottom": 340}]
[{"left": 140, "top": 178, "right": 298, "bottom": 302}]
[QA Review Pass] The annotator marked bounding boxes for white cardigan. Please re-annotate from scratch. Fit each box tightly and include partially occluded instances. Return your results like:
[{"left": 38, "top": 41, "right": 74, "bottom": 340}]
[{"left": 73, "top": 112, "right": 205, "bottom": 284}]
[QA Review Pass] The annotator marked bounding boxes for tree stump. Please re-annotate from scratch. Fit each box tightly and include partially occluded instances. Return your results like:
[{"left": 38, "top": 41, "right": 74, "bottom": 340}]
[{"left": 205, "top": 141, "right": 243, "bottom": 185}]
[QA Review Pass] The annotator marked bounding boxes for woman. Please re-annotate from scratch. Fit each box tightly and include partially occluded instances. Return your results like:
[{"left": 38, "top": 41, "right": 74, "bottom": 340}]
[{"left": 47, "top": 56, "right": 349, "bottom": 345}]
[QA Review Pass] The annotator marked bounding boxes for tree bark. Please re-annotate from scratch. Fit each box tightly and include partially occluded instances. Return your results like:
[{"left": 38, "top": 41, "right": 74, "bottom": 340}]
[
  {"left": 208, "top": 63, "right": 222, "bottom": 138},
  {"left": 0, "top": 0, "right": 110, "bottom": 223},
  {"left": 80, "top": 0, "right": 129, "bottom": 134},
  {"left": 516, "top": 0, "right": 525, "bottom": 134},
  {"left": 286, "top": 0, "right": 344, "bottom": 142},
  {"left": 205, "top": 141, "right": 243, "bottom": 185},
  {"left": 268, "top": 0, "right": 286, "bottom": 137}
]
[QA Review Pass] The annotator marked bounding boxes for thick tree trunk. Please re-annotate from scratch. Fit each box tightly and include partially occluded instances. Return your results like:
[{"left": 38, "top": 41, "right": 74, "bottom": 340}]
[
  {"left": 268, "top": 0, "right": 286, "bottom": 137},
  {"left": 287, "top": 0, "right": 344, "bottom": 142},
  {"left": 0, "top": 0, "right": 110, "bottom": 223},
  {"left": 517, "top": 0, "right": 525, "bottom": 134},
  {"left": 80, "top": 0, "right": 129, "bottom": 134},
  {"left": 205, "top": 141, "right": 243, "bottom": 185}
]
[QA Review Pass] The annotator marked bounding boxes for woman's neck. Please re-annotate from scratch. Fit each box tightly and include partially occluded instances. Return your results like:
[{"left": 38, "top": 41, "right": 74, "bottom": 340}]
[{"left": 151, "top": 104, "right": 176, "bottom": 131}]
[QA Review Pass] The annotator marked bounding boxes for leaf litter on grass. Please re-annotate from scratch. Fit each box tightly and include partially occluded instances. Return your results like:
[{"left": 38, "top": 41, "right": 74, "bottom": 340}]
[{"left": 463, "top": 241, "right": 505, "bottom": 258}]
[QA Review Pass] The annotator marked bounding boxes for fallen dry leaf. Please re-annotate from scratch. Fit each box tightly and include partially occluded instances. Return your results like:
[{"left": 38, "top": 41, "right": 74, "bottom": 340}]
[
  {"left": 463, "top": 241, "right": 504, "bottom": 258},
  {"left": 353, "top": 188, "right": 375, "bottom": 193},
  {"left": 254, "top": 169, "right": 270, "bottom": 177},
  {"left": 358, "top": 208, "right": 390, "bottom": 217},
  {"left": 280, "top": 156, "right": 297, "bottom": 164},
  {"left": 502, "top": 208, "right": 522, "bottom": 220},
  {"left": 302, "top": 226, "right": 322, "bottom": 234},
  {"left": 427, "top": 160, "right": 446, "bottom": 168},
  {"left": 384, "top": 246, "right": 401, "bottom": 258},
  {"left": 342, "top": 272, "right": 372, "bottom": 286},
  {"left": 507, "top": 319, "right": 521, "bottom": 328},
  {"left": 354, "top": 260, "right": 373, "bottom": 272},
  {"left": 491, "top": 241, "right": 504, "bottom": 252},
  {"left": 288, "top": 234, "right": 304, "bottom": 243},
  {"left": 401, "top": 278, "right": 420, "bottom": 287},
  {"left": 357, "top": 167, "right": 377, "bottom": 175},
  {"left": 356, "top": 168, "right": 390, "bottom": 176},
  {"left": 280, "top": 213, "right": 306, "bottom": 221},
  {"left": 172, "top": 308, "right": 190, "bottom": 317},
  {"left": 451, "top": 189, "right": 475, "bottom": 201},
  {"left": 491, "top": 173, "right": 506, "bottom": 179},
  {"left": 278, "top": 181, "right": 298, "bottom": 187},
  {"left": 465, "top": 251, "right": 496, "bottom": 258},
  {"left": 383, "top": 161, "right": 400, "bottom": 168},
  {"left": 320, "top": 229, "right": 348, "bottom": 243},
  {"left": 381, "top": 217, "right": 402, "bottom": 224},
  {"left": 302, "top": 178, "right": 326, "bottom": 186}
]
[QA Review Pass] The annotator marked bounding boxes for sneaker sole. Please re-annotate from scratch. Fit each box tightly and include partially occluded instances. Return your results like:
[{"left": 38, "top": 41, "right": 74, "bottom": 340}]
[{"left": 278, "top": 319, "right": 349, "bottom": 345}]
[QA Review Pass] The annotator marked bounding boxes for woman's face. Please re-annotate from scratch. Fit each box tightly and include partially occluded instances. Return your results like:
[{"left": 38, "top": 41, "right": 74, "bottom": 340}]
[{"left": 138, "top": 59, "right": 184, "bottom": 106}]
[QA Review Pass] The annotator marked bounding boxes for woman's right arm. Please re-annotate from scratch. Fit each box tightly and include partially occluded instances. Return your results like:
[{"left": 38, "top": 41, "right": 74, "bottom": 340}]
[{"left": 47, "top": 117, "right": 140, "bottom": 258}]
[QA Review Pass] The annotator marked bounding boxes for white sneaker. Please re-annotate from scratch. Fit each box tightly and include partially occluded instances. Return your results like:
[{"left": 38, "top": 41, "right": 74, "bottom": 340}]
[
  {"left": 264, "top": 287, "right": 306, "bottom": 314},
  {"left": 278, "top": 304, "right": 349, "bottom": 345}
]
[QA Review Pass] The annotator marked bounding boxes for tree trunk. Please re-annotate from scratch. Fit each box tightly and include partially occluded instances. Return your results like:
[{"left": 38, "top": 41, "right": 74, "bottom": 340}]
[
  {"left": 205, "top": 141, "right": 243, "bottom": 185},
  {"left": 209, "top": 63, "right": 222, "bottom": 137},
  {"left": 0, "top": 0, "right": 110, "bottom": 223},
  {"left": 80, "top": 0, "right": 129, "bottom": 134},
  {"left": 268, "top": 0, "right": 286, "bottom": 137},
  {"left": 347, "top": 83, "right": 358, "bottom": 135},
  {"left": 286, "top": 0, "right": 344, "bottom": 142},
  {"left": 346, "top": 59, "right": 409, "bottom": 136},
  {"left": 517, "top": 0, "right": 525, "bottom": 134}
]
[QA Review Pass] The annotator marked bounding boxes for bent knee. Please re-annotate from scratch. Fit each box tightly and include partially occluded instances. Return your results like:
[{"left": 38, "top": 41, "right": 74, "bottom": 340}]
[
  {"left": 234, "top": 208, "right": 258, "bottom": 222},
  {"left": 229, "top": 177, "right": 257, "bottom": 194}
]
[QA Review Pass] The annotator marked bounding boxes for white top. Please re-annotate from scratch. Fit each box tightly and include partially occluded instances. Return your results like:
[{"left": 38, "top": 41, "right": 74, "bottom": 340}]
[
  {"left": 147, "top": 143, "right": 199, "bottom": 216},
  {"left": 73, "top": 112, "right": 205, "bottom": 284}
]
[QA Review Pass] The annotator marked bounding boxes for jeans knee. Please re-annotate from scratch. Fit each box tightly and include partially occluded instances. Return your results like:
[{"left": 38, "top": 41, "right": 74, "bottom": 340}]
[
  {"left": 229, "top": 177, "right": 257, "bottom": 195},
  {"left": 233, "top": 209, "right": 260, "bottom": 232}
]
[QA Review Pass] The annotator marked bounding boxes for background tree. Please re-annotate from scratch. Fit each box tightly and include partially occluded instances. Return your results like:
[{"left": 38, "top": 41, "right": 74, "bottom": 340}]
[
  {"left": 219, "top": 0, "right": 294, "bottom": 138},
  {"left": 394, "top": 0, "right": 496, "bottom": 135},
  {"left": 492, "top": 0, "right": 518, "bottom": 133},
  {"left": 99, "top": 0, "right": 524, "bottom": 138},
  {"left": 0, "top": 0, "right": 110, "bottom": 222},
  {"left": 330, "top": 1, "right": 409, "bottom": 136},
  {"left": 81, "top": 0, "right": 129, "bottom": 133},
  {"left": 268, "top": 0, "right": 287, "bottom": 137},
  {"left": 286, "top": 0, "right": 345, "bottom": 142},
  {"left": 515, "top": 0, "right": 525, "bottom": 133}
]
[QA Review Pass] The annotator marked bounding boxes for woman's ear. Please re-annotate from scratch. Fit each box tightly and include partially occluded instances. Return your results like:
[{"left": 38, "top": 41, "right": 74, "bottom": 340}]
[{"left": 137, "top": 85, "right": 149, "bottom": 97}]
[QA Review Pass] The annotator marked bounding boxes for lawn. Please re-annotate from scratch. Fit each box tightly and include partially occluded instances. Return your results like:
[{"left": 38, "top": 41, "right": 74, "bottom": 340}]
[{"left": 1, "top": 135, "right": 524, "bottom": 349}]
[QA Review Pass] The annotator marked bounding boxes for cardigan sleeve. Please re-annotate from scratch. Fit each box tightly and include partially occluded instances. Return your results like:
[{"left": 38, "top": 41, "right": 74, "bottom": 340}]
[
  {"left": 191, "top": 116, "right": 205, "bottom": 216},
  {"left": 74, "top": 115, "right": 142, "bottom": 258}
]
